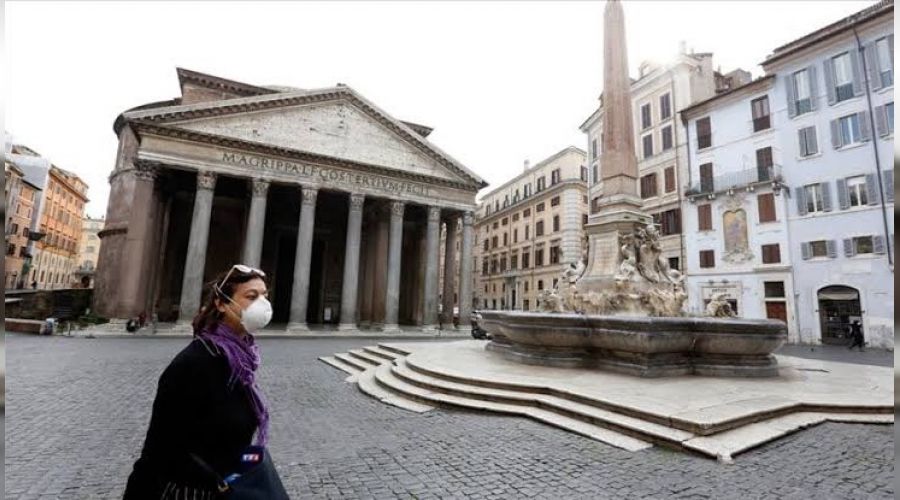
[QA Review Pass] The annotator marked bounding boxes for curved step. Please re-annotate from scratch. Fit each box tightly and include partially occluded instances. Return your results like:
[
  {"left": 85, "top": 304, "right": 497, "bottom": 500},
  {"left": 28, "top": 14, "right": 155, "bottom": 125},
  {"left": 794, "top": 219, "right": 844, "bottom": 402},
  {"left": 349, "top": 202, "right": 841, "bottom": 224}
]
[
  {"left": 362, "top": 345, "right": 402, "bottom": 361},
  {"left": 356, "top": 365, "right": 434, "bottom": 413},
  {"left": 318, "top": 356, "right": 363, "bottom": 377},
  {"left": 348, "top": 349, "right": 386, "bottom": 367},
  {"left": 377, "top": 343, "right": 413, "bottom": 356},
  {"left": 373, "top": 360, "right": 651, "bottom": 452},
  {"left": 391, "top": 358, "right": 692, "bottom": 448},
  {"left": 334, "top": 352, "right": 371, "bottom": 371}
]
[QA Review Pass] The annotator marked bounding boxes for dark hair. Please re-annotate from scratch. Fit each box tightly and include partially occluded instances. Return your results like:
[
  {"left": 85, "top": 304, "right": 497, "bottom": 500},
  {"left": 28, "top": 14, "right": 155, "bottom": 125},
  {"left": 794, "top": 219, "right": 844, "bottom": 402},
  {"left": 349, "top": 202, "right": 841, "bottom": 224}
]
[{"left": 191, "top": 266, "right": 267, "bottom": 336}]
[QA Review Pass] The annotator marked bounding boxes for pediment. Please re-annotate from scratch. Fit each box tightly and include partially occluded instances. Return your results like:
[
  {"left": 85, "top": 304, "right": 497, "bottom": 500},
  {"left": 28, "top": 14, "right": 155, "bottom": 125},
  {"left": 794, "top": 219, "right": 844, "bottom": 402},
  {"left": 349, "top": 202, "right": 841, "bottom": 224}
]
[{"left": 169, "top": 99, "right": 465, "bottom": 183}]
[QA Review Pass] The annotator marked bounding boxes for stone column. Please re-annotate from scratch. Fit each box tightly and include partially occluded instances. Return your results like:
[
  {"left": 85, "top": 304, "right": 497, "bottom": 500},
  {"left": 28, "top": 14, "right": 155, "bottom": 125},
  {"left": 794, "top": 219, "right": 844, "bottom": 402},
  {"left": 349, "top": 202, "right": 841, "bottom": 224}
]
[
  {"left": 441, "top": 216, "right": 458, "bottom": 326},
  {"left": 177, "top": 170, "right": 217, "bottom": 327},
  {"left": 287, "top": 186, "right": 317, "bottom": 332},
  {"left": 119, "top": 163, "right": 159, "bottom": 320},
  {"left": 241, "top": 178, "right": 270, "bottom": 268},
  {"left": 338, "top": 193, "right": 365, "bottom": 330},
  {"left": 382, "top": 200, "right": 405, "bottom": 332},
  {"left": 458, "top": 211, "right": 475, "bottom": 327},
  {"left": 422, "top": 206, "right": 442, "bottom": 330}
]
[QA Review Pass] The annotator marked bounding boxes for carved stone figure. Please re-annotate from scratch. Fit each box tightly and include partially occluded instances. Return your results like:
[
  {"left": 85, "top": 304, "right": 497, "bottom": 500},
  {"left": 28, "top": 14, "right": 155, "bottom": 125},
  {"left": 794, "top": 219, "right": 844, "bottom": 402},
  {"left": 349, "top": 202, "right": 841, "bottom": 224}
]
[
  {"left": 614, "top": 233, "right": 637, "bottom": 283},
  {"left": 537, "top": 289, "right": 565, "bottom": 313},
  {"left": 706, "top": 293, "right": 736, "bottom": 317}
]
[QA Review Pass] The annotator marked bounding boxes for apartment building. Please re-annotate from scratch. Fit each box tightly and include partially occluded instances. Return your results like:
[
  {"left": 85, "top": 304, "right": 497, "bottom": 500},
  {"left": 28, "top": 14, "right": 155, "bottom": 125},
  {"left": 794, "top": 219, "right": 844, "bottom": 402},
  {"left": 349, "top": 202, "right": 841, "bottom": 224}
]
[{"left": 474, "top": 147, "right": 588, "bottom": 311}]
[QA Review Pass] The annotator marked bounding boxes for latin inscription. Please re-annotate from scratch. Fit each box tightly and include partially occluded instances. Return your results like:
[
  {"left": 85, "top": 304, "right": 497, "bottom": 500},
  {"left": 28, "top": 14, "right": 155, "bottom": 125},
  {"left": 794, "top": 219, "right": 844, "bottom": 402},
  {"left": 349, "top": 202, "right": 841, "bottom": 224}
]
[{"left": 221, "top": 151, "right": 428, "bottom": 197}]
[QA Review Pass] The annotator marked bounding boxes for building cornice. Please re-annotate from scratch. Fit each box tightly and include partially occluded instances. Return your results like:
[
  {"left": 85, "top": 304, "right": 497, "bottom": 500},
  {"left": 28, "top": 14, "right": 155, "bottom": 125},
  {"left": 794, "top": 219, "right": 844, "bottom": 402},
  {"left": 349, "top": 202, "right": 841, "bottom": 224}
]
[
  {"left": 680, "top": 75, "right": 776, "bottom": 121},
  {"left": 130, "top": 123, "right": 479, "bottom": 193},
  {"left": 478, "top": 146, "right": 586, "bottom": 201},
  {"left": 761, "top": 0, "right": 892, "bottom": 68},
  {"left": 476, "top": 179, "right": 587, "bottom": 226},
  {"left": 176, "top": 67, "right": 278, "bottom": 98}
]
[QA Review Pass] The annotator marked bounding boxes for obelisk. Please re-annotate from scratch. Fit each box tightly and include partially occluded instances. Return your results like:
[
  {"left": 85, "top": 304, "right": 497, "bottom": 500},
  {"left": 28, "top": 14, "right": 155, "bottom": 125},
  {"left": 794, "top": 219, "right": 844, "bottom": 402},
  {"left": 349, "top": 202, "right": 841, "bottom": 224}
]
[{"left": 581, "top": 0, "right": 652, "bottom": 285}]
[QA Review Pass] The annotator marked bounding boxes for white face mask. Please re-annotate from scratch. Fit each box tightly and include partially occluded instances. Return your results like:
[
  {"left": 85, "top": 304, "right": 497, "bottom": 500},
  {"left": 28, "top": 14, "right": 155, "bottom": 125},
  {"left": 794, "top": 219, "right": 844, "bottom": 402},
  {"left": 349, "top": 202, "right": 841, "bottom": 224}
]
[{"left": 224, "top": 294, "right": 273, "bottom": 333}]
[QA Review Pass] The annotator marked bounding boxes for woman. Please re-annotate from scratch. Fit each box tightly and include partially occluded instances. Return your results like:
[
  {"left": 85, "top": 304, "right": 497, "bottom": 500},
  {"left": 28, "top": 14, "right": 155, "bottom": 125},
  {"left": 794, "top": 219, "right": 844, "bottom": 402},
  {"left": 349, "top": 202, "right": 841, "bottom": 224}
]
[{"left": 124, "top": 265, "right": 273, "bottom": 499}]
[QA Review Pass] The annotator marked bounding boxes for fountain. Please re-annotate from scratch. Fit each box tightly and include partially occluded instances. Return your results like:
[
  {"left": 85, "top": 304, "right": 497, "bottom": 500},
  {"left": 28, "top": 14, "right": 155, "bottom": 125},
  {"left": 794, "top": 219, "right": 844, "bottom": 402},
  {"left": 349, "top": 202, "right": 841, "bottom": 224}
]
[{"left": 479, "top": 0, "right": 786, "bottom": 377}]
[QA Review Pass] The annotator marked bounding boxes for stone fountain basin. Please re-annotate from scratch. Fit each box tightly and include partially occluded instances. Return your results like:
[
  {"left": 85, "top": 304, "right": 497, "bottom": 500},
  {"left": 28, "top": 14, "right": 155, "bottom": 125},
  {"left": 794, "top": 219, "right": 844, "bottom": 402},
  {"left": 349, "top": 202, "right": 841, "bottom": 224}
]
[{"left": 479, "top": 311, "right": 787, "bottom": 377}]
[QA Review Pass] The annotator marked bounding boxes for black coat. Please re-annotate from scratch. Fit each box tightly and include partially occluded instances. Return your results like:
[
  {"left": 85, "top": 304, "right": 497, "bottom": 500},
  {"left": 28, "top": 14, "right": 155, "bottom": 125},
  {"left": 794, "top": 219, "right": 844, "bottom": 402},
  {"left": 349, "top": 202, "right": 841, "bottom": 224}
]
[{"left": 123, "top": 338, "right": 259, "bottom": 499}]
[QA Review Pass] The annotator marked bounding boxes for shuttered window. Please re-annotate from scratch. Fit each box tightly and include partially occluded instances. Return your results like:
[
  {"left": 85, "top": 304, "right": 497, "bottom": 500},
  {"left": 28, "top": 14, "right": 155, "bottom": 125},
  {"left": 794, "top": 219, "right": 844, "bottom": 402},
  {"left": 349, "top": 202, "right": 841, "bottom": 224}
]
[
  {"left": 699, "top": 250, "right": 715, "bottom": 268},
  {"left": 641, "top": 103, "right": 652, "bottom": 129},
  {"left": 660, "top": 93, "right": 672, "bottom": 120},
  {"left": 642, "top": 134, "right": 653, "bottom": 159},
  {"left": 757, "top": 193, "right": 776, "bottom": 223},
  {"left": 661, "top": 125, "right": 673, "bottom": 151},
  {"left": 798, "top": 126, "right": 818, "bottom": 156},
  {"left": 535, "top": 220, "right": 544, "bottom": 236},
  {"left": 761, "top": 244, "right": 781, "bottom": 264},
  {"left": 751, "top": 96, "right": 771, "bottom": 131},
  {"left": 756, "top": 147, "right": 773, "bottom": 181},
  {"left": 696, "top": 117, "right": 712, "bottom": 149},
  {"left": 700, "top": 163, "right": 714, "bottom": 192},
  {"left": 640, "top": 173, "right": 658, "bottom": 199},
  {"left": 698, "top": 204, "right": 712, "bottom": 231},
  {"left": 664, "top": 166, "right": 675, "bottom": 193}
]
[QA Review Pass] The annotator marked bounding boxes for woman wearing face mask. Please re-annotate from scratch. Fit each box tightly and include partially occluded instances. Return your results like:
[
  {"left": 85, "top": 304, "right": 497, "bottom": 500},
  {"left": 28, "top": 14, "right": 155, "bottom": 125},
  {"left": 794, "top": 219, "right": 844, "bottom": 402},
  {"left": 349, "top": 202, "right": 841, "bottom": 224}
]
[{"left": 123, "top": 264, "right": 279, "bottom": 499}]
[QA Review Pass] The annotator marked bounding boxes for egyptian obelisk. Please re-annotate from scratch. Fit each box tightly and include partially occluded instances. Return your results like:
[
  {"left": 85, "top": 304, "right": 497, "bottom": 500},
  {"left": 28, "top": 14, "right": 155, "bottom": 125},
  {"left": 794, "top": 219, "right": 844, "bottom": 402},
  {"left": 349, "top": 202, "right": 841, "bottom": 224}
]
[{"left": 581, "top": 0, "right": 652, "bottom": 285}]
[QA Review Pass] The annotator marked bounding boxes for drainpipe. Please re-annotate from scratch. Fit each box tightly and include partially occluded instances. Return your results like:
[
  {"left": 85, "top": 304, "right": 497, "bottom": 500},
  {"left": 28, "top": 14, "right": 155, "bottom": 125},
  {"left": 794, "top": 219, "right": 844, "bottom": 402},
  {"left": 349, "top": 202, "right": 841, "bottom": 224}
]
[
  {"left": 669, "top": 67, "right": 687, "bottom": 276},
  {"left": 853, "top": 27, "right": 893, "bottom": 268}
]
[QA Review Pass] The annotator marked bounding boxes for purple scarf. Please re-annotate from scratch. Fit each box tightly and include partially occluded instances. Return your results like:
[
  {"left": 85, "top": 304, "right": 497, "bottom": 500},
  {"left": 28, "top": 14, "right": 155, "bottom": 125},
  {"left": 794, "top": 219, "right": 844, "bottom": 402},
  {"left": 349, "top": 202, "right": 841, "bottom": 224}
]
[{"left": 199, "top": 322, "right": 269, "bottom": 447}]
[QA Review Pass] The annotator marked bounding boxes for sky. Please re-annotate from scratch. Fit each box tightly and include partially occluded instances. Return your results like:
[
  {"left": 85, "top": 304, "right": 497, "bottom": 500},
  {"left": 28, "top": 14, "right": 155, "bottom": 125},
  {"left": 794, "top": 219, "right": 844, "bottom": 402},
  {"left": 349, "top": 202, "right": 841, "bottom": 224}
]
[{"left": 6, "top": 0, "right": 875, "bottom": 217}]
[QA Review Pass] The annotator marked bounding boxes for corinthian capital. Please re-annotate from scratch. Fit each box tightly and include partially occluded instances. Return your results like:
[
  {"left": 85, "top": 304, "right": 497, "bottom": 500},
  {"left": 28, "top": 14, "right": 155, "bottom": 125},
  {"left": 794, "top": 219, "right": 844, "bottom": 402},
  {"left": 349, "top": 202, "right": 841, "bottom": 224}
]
[
  {"left": 428, "top": 206, "right": 442, "bottom": 222},
  {"left": 301, "top": 186, "right": 318, "bottom": 206},
  {"left": 197, "top": 171, "right": 217, "bottom": 191},
  {"left": 133, "top": 162, "right": 158, "bottom": 181},
  {"left": 462, "top": 211, "right": 475, "bottom": 226},
  {"left": 390, "top": 200, "right": 405, "bottom": 218},
  {"left": 349, "top": 193, "right": 365, "bottom": 212},
  {"left": 251, "top": 178, "right": 270, "bottom": 197}
]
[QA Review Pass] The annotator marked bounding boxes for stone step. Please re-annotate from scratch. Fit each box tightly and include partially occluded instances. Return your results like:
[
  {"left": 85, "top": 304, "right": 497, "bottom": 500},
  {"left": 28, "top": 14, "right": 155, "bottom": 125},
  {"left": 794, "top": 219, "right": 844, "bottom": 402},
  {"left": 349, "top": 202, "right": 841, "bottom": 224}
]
[
  {"left": 682, "top": 412, "right": 895, "bottom": 462},
  {"left": 372, "top": 360, "right": 651, "bottom": 452},
  {"left": 334, "top": 352, "right": 372, "bottom": 372},
  {"left": 348, "top": 349, "right": 387, "bottom": 367},
  {"left": 318, "top": 356, "right": 363, "bottom": 377},
  {"left": 356, "top": 364, "right": 435, "bottom": 413},
  {"left": 403, "top": 354, "right": 673, "bottom": 429},
  {"left": 362, "top": 345, "right": 402, "bottom": 361},
  {"left": 377, "top": 343, "right": 413, "bottom": 356},
  {"left": 391, "top": 358, "right": 693, "bottom": 447}
]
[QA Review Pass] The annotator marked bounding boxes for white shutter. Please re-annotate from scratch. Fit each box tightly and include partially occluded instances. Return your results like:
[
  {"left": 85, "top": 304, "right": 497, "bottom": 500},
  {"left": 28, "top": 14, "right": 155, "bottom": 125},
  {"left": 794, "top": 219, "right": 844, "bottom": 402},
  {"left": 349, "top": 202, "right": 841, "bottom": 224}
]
[
  {"left": 797, "top": 129, "right": 807, "bottom": 156},
  {"left": 849, "top": 48, "right": 864, "bottom": 96},
  {"left": 807, "top": 65, "right": 819, "bottom": 111},
  {"left": 808, "top": 127, "right": 818, "bottom": 154},
  {"left": 801, "top": 242, "right": 811, "bottom": 260},
  {"left": 826, "top": 240, "right": 838, "bottom": 258},
  {"left": 873, "top": 235, "right": 886, "bottom": 254},
  {"left": 875, "top": 105, "right": 889, "bottom": 137},
  {"left": 883, "top": 170, "right": 894, "bottom": 203},
  {"left": 824, "top": 58, "right": 837, "bottom": 105},
  {"left": 820, "top": 182, "right": 833, "bottom": 211},
  {"left": 858, "top": 111, "right": 872, "bottom": 142},
  {"left": 865, "top": 43, "right": 883, "bottom": 91},
  {"left": 795, "top": 187, "right": 808, "bottom": 215},
  {"left": 836, "top": 178, "right": 850, "bottom": 210},
  {"left": 843, "top": 238, "right": 855, "bottom": 257},
  {"left": 865, "top": 173, "right": 880, "bottom": 205},
  {"left": 785, "top": 74, "right": 797, "bottom": 118},
  {"left": 830, "top": 119, "right": 842, "bottom": 149}
]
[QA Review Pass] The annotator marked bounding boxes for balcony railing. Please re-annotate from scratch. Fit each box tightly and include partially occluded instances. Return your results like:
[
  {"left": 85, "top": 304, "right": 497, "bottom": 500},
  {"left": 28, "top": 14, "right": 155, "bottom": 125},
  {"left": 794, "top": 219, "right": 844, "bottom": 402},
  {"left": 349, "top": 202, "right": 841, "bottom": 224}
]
[{"left": 685, "top": 165, "right": 783, "bottom": 198}]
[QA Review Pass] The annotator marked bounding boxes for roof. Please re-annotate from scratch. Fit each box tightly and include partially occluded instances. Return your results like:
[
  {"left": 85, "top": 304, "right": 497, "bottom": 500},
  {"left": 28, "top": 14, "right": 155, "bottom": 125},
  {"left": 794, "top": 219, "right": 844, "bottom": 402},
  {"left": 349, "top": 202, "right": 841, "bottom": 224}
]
[
  {"left": 679, "top": 74, "right": 776, "bottom": 120},
  {"left": 118, "top": 70, "right": 486, "bottom": 189},
  {"left": 761, "top": 0, "right": 892, "bottom": 67},
  {"left": 176, "top": 67, "right": 278, "bottom": 98},
  {"left": 478, "top": 146, "right": 586, "bottom": 200}
]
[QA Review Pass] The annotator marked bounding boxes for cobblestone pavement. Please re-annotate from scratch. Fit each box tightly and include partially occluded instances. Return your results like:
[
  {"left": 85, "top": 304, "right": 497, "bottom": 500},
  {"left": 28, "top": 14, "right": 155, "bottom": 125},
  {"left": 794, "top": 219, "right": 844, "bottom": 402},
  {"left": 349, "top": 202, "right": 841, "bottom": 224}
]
[{"left": 5, "top": 333, "right": 894, "bottom": 499}]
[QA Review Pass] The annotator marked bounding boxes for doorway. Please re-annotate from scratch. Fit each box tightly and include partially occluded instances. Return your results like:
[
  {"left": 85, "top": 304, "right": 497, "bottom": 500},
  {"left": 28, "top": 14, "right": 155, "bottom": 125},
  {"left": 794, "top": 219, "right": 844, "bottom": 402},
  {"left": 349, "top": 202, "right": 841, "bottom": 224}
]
[{"left": 817, "top": 285, "right": 861, "bottom": 345}]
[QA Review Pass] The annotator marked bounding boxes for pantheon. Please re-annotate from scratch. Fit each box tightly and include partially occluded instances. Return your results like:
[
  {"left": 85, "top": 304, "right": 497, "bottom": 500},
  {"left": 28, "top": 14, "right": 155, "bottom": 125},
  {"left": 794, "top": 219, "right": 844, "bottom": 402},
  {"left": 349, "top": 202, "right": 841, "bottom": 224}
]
[{"left": 93, "top": 68, "right": 485, "bottom": 332}]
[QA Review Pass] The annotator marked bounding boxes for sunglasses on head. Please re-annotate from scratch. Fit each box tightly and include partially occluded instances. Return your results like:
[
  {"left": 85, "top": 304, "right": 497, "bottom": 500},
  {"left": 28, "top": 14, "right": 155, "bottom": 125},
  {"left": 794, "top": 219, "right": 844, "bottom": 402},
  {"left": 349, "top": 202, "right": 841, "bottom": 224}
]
[{"left": 216, "top": 264, "right": 266, "bottom": 295}]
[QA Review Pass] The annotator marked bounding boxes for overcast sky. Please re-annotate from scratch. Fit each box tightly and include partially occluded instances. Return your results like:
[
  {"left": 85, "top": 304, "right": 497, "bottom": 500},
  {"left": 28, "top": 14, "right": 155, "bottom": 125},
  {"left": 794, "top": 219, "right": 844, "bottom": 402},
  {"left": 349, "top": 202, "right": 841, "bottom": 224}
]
[{"left": 6, "top": 0, "right": 873, "bottom": 217}]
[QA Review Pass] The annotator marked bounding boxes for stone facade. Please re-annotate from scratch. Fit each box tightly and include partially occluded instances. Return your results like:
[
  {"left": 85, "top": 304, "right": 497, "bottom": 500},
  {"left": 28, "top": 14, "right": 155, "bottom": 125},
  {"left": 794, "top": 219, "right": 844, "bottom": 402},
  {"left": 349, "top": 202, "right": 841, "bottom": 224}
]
[
  {"left": 74, "top": 217, "right": 104, "bottom": 288},
  {"left": 32, "top": 166, "right": 89, "bottom": 289},
  {"left": 473, "top": 147, "right": 588, "bottom": 311},
  {"left": 93, "top": 68, "right": 485, "bottom": 330},
  {"left": 581, "top": 45, "right": 746, "bottom": 275},
  {"left": 760, "top": 1, "right": 894, "bottom": 348},
  {"left": 681, "top": 75, "right": 797, "bottom": 339}
]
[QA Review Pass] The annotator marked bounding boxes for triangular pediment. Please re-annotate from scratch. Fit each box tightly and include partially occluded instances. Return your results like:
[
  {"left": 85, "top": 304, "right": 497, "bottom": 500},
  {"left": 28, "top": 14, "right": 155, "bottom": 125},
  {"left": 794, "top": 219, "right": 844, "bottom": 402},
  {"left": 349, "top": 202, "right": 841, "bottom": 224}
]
[{"left": 167, "top": 97, "right": 469, "bottom": 184}]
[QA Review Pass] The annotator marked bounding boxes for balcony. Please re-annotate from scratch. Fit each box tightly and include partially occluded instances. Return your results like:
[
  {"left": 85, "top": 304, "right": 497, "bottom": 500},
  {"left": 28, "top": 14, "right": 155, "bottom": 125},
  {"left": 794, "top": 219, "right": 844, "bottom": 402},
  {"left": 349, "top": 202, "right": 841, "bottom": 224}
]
[{"left": 685, "top": 165, "right": 784, "bottom": 200}]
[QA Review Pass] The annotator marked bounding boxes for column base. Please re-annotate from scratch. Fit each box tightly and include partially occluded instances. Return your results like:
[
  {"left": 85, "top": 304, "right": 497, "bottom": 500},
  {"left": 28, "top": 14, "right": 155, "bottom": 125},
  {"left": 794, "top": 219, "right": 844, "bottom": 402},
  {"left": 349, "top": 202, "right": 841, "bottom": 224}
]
[
  {"left": 336, "top": 323, "right": 359, "bottom": 332},
  {"left": 171, "top": 321, "right": 195, "bottom": 335},
  {"left": 285, "top": 322, "right": 310, "bottom": 334},
  {"left": 381, "top": 323, "right": 402, "bottom": 333},
  {"left": 420, "top": 324, "right": 440, "bottom": 332}
]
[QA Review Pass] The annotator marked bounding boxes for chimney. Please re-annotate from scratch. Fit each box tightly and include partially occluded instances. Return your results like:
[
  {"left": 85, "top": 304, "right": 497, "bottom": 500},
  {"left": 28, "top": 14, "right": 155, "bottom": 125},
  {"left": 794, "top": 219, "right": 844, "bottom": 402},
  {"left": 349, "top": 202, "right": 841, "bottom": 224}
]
[{"left": 524, "top": 159, "right": 530, "bottom": 171}]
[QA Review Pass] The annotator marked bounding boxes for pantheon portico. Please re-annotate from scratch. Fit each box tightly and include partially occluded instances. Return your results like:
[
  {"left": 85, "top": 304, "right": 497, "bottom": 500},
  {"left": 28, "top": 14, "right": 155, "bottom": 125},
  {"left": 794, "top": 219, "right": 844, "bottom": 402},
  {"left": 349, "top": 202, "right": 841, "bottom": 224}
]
[{"left": 93, "top": 68, "right": 485, "bottom": 332}]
